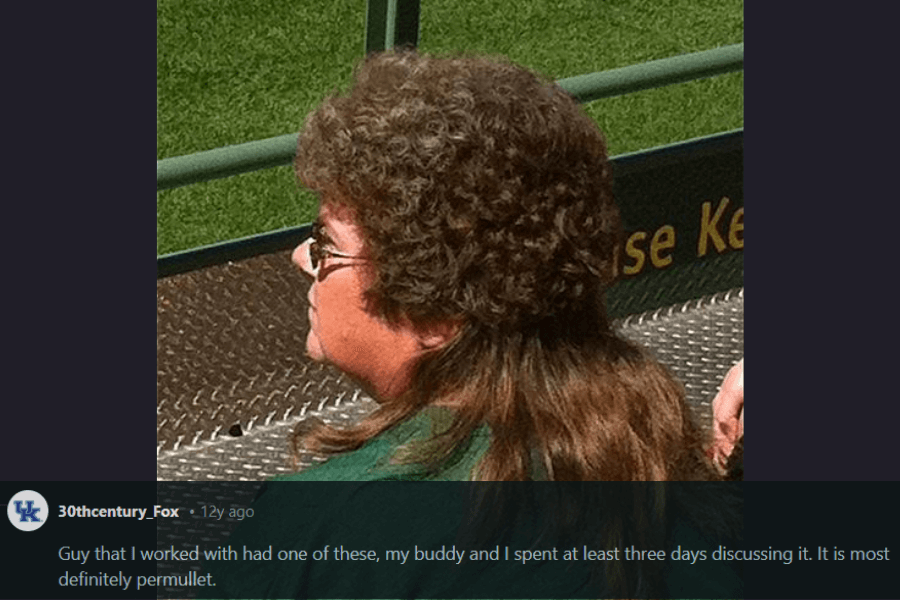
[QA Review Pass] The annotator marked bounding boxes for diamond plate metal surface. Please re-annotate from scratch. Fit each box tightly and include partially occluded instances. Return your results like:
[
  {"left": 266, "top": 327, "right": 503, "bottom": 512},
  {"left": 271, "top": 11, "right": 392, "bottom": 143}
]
[
  {"left": 615, "top": 288, "right": 744, "bottom": 427},
  {"left": 158, "top": 250, "right": 743, "bottom": 481}
]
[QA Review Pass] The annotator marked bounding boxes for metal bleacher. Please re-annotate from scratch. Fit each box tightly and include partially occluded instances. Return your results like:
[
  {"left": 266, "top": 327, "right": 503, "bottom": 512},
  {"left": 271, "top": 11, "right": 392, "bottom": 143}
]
[{"left": 157, "top": 268, "right": 742, "bottom": 481}]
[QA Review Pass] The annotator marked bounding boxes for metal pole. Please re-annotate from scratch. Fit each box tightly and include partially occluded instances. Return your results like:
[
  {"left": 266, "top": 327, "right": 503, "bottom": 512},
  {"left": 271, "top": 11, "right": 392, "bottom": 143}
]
[{"left": 365, "top": 0, "right": 420, "bottom": 53}]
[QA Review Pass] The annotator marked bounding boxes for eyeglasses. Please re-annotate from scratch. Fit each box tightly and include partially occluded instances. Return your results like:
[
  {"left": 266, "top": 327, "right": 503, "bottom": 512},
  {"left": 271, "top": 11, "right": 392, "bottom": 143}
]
[{"left": 307, "top": 219, "right": 368, "bottom": 273}]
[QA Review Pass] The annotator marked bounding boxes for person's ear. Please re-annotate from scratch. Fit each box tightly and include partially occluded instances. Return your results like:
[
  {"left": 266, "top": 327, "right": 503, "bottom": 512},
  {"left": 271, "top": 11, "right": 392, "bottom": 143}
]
[{"left": 415, "top": 318, "right": 463, "bottom": 351}]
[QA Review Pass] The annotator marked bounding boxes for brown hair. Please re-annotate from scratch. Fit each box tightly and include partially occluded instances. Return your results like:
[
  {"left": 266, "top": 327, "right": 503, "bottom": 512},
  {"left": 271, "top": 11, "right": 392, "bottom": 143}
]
[{"left": 293, "top": 51, "right": 717, "bottom": 481}]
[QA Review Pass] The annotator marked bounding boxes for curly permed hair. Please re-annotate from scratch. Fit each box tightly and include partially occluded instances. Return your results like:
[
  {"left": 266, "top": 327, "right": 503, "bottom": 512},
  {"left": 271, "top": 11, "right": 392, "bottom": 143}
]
[{"left": 295, "top": 51, "right": 622, "bottom": 328}]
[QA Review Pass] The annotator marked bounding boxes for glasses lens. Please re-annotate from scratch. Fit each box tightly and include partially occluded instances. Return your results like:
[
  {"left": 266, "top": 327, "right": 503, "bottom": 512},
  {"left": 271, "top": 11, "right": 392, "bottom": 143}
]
[
  {"left": 308, "top": 239, "right": 319, "bottom": 270},
  {"left": 309, "top": 220, "right": 322, "bottom": 270}
]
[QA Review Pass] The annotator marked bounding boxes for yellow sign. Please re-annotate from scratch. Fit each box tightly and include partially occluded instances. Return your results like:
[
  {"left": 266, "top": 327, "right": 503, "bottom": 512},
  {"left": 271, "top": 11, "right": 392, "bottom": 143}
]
[{"left": 622, "top": 196, "right": 743, "bottom": 277}]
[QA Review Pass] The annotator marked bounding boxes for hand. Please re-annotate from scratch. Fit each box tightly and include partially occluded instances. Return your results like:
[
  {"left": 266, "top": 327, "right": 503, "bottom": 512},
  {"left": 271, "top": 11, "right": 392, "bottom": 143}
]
[{"left": 709, "top": 359, "right": 743, "bottom": 472}]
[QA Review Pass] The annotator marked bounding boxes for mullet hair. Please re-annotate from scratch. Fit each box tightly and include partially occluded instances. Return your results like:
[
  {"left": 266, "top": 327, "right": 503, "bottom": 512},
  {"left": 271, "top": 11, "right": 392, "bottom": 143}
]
[{"left": 292, "top": 51, "right": 718, "bottom": 481}]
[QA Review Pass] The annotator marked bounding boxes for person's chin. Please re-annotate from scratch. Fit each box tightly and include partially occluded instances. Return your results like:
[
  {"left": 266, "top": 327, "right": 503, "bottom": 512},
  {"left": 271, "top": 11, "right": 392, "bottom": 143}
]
[{"left": 305, "top": 330, "right": 325, "bottom": 362}]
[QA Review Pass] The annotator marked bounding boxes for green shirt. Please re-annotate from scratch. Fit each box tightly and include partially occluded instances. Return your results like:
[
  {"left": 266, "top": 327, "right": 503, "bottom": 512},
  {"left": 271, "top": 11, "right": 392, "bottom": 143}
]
[{"left": 274, "top": 406, "right": 490, "bottom": 482}]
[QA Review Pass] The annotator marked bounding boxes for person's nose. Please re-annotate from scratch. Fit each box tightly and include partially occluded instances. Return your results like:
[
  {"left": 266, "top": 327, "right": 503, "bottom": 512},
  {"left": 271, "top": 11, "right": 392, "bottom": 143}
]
[{"left": 292, "top": 238, "right": 315, "bottom": 279}]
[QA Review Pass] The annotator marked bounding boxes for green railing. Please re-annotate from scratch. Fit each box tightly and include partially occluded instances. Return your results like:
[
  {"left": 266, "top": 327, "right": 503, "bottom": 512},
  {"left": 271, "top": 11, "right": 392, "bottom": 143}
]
[
  {"left": 156, "top": 43, "right": 743, "bottom": 193},
  {"left": 157, "top": 0, "right": 742, "bottom": 281}
]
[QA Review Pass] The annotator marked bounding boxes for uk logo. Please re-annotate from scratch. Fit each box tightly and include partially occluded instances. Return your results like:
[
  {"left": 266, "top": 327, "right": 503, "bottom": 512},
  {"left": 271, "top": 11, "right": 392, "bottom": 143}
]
[
  {"left": 7, "top": 490, "right": 49, "bottom": 531},
  {"left": 16, "top": 500, "right": 41, "bottom": 521}
]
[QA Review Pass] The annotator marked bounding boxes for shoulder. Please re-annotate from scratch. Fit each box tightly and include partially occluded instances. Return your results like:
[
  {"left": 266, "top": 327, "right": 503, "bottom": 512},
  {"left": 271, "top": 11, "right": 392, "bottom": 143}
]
[{"left": 275, "top": 406, "right": 490, "bottom": 482}]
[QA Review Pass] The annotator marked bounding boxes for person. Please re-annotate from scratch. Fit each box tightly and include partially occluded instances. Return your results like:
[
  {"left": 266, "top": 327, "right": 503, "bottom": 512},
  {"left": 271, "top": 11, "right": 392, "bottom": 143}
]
[
  {"left": 201, "top": 51, "right": 744, "bottom": 599},
  {"left": 710, "top": 358, "right": 744, "bottom": 475},
  {"left": 280, "top": 50, "right": 722, "bottom": 482}
]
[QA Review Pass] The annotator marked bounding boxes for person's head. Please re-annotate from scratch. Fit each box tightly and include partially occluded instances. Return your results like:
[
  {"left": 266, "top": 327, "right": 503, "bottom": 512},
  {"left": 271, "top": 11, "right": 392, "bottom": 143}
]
[
  {"left": 292, "top": 51, "right": 714, "bottom": 480},
  {"left": 294, "top": 50, "right": 620, "bottom": 371}
]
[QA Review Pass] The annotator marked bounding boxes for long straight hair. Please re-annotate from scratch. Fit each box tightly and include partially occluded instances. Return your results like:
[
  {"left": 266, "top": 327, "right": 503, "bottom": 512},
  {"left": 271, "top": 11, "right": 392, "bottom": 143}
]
[{"left": 295, "top": 301, "right": 717, "bottom": 482}]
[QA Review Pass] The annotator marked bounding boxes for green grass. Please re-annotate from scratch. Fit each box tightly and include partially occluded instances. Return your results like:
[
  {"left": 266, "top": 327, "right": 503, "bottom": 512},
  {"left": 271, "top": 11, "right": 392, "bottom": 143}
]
[{"left": 157, "top": 0, "right": 742, "bottom": 255}]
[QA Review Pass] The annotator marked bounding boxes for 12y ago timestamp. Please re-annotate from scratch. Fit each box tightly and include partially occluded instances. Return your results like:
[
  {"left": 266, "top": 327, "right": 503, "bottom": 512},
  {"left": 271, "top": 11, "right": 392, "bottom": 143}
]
[{"left": 200, "top": 505, "right": 254, "bottom": 521}]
